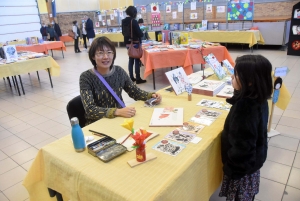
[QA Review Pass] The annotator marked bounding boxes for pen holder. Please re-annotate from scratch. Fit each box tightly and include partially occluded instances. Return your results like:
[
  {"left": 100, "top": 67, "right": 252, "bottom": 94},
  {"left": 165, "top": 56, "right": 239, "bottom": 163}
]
[{"left": 136, "top": 145, "right": 146, "bottom": 162}]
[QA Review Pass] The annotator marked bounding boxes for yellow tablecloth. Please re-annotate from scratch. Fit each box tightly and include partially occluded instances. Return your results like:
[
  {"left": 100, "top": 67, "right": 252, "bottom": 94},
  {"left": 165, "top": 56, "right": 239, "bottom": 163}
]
[
  {"left": 23, "top": 89, "right": 227, "bottom": 201},
  {"left": 189, "top": 30, "right": 265, "bottom": 47},
  {"left": 0, "top": 56, "right": 60, "bottom": 77},
  {"left": 95, "top": 33, "right": 124, "bottom": 42}
]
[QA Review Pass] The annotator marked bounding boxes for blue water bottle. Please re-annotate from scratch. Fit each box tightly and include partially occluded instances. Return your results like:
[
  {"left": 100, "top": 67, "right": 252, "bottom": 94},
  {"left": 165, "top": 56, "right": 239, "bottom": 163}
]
[{"left": 70, "top": 117, "right": 86, "bottom": 152}]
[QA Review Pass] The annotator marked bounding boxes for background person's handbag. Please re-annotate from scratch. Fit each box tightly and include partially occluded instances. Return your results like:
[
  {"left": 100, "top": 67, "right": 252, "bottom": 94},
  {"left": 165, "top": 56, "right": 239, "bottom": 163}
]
[{"left": 126, "top": 19, "right": 143, "bottom": 59}]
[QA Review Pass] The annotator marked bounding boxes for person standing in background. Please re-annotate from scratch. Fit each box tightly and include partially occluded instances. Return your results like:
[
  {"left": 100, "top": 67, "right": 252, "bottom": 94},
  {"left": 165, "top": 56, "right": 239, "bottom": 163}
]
[
  {"left": 72, "top": 20, "right": 81, "bottom": 53},
  {"left": 138, "top": 18, "right": 150, "bottom": 41},
  {"left": 40, "top": 23, "right": 48, "bottom": 41},
  {"left": 84, "top": 15, "right": 95, "bottom": 46},
  {"left": 81, "top": 19, "right": 88, "bottom": 50},
  {"left": 53, "top": 20, "right": 62, "bottom": 41},
  {"left": 122, "top": 6, "right": 146, "bottom": 84},
  {"left": 47, "top": 24, "right": 56, "bottom": 41}
]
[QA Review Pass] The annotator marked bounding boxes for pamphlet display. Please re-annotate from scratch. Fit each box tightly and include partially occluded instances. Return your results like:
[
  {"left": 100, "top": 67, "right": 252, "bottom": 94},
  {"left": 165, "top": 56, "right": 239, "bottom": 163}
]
[{"left": 287, "top": 2, "right": 300, "bottom": 56}]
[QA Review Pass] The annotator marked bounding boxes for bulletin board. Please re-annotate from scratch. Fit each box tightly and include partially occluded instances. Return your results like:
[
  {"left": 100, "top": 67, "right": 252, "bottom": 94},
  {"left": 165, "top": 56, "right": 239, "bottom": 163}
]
[{"left": 227, "top": 1, "right": 254, "bottom": 21}]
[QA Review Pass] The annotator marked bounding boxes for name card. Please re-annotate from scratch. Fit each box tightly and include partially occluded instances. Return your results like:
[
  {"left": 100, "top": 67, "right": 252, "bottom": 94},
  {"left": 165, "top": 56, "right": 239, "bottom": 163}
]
[{"left": 275, "top": 67, "right": 288, "bottom": 77}]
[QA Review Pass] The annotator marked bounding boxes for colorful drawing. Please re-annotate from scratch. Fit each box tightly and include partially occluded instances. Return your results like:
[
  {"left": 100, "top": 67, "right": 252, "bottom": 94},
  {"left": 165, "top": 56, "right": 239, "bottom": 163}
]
[
  {"left": 165, "top": 67, "right": 191, "bottom": 95},
  {"left": 152, "top": 140, "right": 185, "bottom": 156},
  {"left": 149, "top": 108, "right": 183, "bottom": 127},
  {"left": 227, "top": 2, "right": 254, "bottom": 21}
]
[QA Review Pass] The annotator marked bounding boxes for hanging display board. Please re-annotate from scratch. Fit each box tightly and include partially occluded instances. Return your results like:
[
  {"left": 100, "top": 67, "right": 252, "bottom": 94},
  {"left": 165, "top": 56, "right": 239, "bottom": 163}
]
[
  {"left": 227, "top": 1, "right": 254, "bottom": 21},
  {"left": 152, "top": 13, "right": 161, "bottom": 27},
  {"left": 287, "top": 2, "right": 300, "bottom": 56}
]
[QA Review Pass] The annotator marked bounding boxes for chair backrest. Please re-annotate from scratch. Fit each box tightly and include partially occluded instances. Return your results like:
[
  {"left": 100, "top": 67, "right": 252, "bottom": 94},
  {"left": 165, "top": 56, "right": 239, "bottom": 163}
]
[{"left": 66, "top": 95, "right": 86, "bottom": 128}]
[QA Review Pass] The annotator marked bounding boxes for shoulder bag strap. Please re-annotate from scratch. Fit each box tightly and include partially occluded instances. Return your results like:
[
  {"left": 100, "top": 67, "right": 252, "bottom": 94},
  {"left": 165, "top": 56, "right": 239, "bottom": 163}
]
[{"left": 92, "top": 69, "right": 125, "bottom": 108}]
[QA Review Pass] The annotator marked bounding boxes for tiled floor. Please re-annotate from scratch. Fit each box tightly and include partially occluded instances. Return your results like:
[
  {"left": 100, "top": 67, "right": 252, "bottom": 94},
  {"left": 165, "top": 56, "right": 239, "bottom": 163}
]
[{"left": 0, "top": 44, "right": 299, "bottom": 201}]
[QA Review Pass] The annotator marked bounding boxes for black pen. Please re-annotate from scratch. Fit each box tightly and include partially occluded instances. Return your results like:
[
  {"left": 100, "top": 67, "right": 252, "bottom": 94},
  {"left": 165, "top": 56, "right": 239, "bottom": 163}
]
[{"left": 89, "top": 130, "right": 109, "bottom": 137}]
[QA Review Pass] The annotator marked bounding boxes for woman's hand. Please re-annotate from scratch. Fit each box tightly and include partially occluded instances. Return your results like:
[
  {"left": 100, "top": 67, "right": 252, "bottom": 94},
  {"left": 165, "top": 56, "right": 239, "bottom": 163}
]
[
  {"left": 115, "top": 107, "right": 136, "bottom": 118},
  {"left": 152, "top": 93, "right": 162, "bottom": 104}
]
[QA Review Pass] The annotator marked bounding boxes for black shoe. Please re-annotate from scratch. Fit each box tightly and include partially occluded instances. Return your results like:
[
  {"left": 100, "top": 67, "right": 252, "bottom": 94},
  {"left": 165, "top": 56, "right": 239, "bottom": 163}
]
[
  {"left": 136, "top": 79, "right": 146, "bottom": 84},
  {"left": 130, "top": 77, "right": 136, "bottom": 82}
]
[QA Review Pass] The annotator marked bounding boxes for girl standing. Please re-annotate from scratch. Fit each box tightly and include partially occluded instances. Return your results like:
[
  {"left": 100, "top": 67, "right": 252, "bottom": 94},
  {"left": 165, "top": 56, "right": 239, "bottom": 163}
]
[
  {"left": 219, "top": 55, "right": 273, "bottom": 201},
  {"left": 72, "top": 20, "right": 81, "bottom": 53}
]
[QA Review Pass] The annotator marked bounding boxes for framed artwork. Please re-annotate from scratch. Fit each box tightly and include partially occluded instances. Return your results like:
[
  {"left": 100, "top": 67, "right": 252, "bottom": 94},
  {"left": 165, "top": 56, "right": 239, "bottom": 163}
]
[
  {"left": 3, "top": 45, "right": 18, "bottom": 61},
  {"left": 227, "top": 2, "right": 254, "bottom": 20},
  {"left": 165, "top": 67, "right": 191, "bottom": 95},
  {"left": 30, "top": 37, "right": 38, "bottom": 44}
]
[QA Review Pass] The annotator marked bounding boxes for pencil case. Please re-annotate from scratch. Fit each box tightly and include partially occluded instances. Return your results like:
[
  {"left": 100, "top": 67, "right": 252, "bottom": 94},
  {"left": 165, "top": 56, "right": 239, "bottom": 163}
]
[
  {"left": 87, "top": 136, "right": 116, "bottom": 156},
  {"left": 96, "top": 143, "right": 127, "bottom": 163}
]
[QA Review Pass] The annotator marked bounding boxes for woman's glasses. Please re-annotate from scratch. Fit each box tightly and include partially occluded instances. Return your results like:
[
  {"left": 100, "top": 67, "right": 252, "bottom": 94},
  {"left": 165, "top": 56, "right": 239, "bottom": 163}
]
[{"left": 95, "top": 51, "right": 114, "bottom": 57}]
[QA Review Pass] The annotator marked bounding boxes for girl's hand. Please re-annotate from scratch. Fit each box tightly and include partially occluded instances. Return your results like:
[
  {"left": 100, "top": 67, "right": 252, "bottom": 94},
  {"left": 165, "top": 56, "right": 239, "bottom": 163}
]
[
  {"left": 115, "top": 107, "right": 136, "bottom": 118},
  {"left": 152, "top": 93, "right": 162, "bottom": 104}
]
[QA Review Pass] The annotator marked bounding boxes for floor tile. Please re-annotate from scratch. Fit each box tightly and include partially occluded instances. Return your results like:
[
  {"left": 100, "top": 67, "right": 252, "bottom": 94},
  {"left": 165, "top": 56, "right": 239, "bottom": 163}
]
[
  {"left": 0, "top": 115, "right": 18, "bottom": 124},
  {"left": 10, "top": 147, "right": 38, "bottom": 165},
  {"left": 0, "top": 119, "right": 24, "bottom": 129},
  {"left": 293, "top": 147, "right": 300, "bottom": 165},
  {"left": 283, "top": 109, "right": 300, "bottom": 119},
  {"left": 287, "top": 167, "right": 300, "bottom": 189},
  {"left": 15, "top": 127, "right": 44, "bottom": 140},
  {"left": 0, "top": 130, "right": 13, "bottom": 140},
  {"left": 0, "top": 135, "right": 22, "bottom": 149},
  {"left": 23, "top": 132, "right": 52, "bottom": 145},
  {"left": 6, "top": 122, "right": 32, "bottom": 134},
  {"left": 286, "top": 102, "right": 300, "bottom": 112},
  {"left": 1, "top": 141, "right": 31, "bottom": 156},
  {"left": 260, "top": 160, "right": 291, "bottom": 184},
  {"left": 21, "top": 159, "right": 34, "bottom": 171},
  {"left": 0, "top": 167, "right": 27, "bottom": 191},
  {"left": 267, "top": 146, "right": 296, "bottom": 166},
  {"left": 278, "top": 116, "right": 300, "bottom": 129},
  {"left": 255, "top": 178, "right": 285, "bottom": 201},
  {"left": 276, "top": 125, "right": 300, "bottom": 139},
  {"left": 268, "top": 135, "right": 299, "bottom": 151},
  {"left": 0, "top": 150, "right": 8, "bottom": 161},
  {"left": 283, "top": 186, "right": 300, "bottom": 201},
  {"left": 2, "top": 181, "right": 29, "bottom": 201},
  {"left": 0, "top": 193, "right": 9, "bottom": 201},
  {"left": 0, "top": 158, "right": 18, "bottom": 175},
  {"left": 34, "top": 137, "right": 58, "bottom": 149}
]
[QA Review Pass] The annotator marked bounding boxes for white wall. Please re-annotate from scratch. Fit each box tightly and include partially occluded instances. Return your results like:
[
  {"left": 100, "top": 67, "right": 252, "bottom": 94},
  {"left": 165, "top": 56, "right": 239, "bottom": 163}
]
[
  {"left": 0, "top": 0, "right": 41, "bottom": 43},
  {"left": 56, "top": 0, "right": 99, "bottom": 13}
]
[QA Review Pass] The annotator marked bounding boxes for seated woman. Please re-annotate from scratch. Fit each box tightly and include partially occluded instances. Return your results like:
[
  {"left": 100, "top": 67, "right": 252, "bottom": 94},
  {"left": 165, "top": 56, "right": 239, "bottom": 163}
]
[{"left": 80, "top": 36, "right": 162, "bottom": 125}]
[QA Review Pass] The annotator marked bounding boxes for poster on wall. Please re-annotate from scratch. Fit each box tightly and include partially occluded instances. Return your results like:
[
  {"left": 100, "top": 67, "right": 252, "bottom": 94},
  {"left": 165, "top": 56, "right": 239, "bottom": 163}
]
[
  {"left": 227, "top": 2, "right": 254, "bottom": 20},
  {"left": 172, "top": 11, "right": 177, "bottom": 19},
  {"left": 151, "top": 4, "right": 159, "bottom": 13},
  {"left": 178, "top": 3, "right": 183, "bottom": 12},
  {"left": 141, "top": 6, "right": 146, "bottom": 14},
  {"left": 166, "top": 5, "right": 171, "bottom": 13},
  {"left": 114, "top": 10, "right": 118, "bottom": 17},
  {"left": 119, "top": 11, "right": 124, "bottom": 19},
  {"left": 206, "top": 4, "right": 212, "bottom": 13},
  {"left": 110, "top": 14, "right": 114, "bottom": 20},
  {"left": 190, "top": 13, "right": 197, "bottom": 20},
  {"left": 95, "top": 22, "right": 100, "bottom": 27},
  {"left": 217, "top": 6, "right": 225, "bottom": 13},
  {"left": 191, "top": 2, "right": 196, "bottom": 11},
  {"left": 152, "top": 13, "right": 161, "bottom": 27}
]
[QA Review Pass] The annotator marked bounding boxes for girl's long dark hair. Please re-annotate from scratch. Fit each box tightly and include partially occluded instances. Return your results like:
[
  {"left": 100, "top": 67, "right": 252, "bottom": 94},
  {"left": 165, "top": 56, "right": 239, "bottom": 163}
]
[{"left": 233, "top": 55, "right": 273, "bottom": 103}]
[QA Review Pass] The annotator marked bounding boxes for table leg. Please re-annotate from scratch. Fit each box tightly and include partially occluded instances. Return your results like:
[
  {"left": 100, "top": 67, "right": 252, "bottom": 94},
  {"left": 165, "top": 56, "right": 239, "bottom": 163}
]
[
  {"left": 36, "top": 71, "right": 40, "bottom": 81},
  {"left": 61, "top": 47, "right": 64, "bottom": 58},
  {"left": 6, "top": 77, "right": 12, "bottom": 87},
  {"left": 18, "top": 75, "right": 25, "bottom": 95},
  {"left": 51, "top": 49, "right": 53, "bottom": 57},
  {"left": 152, "top": 69, "right": 156, "bottom": 90},
  {"left": 47, "top": 68, "right": 53, "bottom": 88},
  {"left": 13, "top": 76, "right": 21, "bottom": 96},
  {"left": 12, "top": 76, "right": 16, "bottom": 87}
]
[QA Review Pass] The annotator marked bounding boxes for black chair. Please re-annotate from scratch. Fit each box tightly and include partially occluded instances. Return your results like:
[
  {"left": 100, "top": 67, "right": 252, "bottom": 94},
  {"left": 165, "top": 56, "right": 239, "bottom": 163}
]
[{"left": 66, "top": 95, "right": 86, "bottom": 127}]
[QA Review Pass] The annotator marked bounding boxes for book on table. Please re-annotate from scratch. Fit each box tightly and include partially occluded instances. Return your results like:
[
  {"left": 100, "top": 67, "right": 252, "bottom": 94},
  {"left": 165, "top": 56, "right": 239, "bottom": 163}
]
[
  {"left": 192, "top": 80, "right": 225, "bottom": 96},
  {"left": 216, "top": 85, "right": 234, "bottom": 98},
  {"left": 149, "top": 107, "right": 183, "bottom": 127}
]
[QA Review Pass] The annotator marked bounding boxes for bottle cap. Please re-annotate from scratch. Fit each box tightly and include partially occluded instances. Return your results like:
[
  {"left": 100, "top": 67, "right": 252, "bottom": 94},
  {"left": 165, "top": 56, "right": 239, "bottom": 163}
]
[{"left": 70, "top": 117, "right": 79, "bottom": 126}]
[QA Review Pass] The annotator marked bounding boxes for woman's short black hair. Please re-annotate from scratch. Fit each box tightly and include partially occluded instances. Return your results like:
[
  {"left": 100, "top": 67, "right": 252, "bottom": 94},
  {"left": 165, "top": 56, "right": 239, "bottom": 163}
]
[
  {"left": 125, "top": 6, "right": 137, "bottom": 18},
  {"left": 88, "top": 37, "right": 116, "bottom": 69},
  {"left": 138, "top": 18, "right": 144, "bottom": 24},
  {"left": 234, "top": 54, "right": 273, "bottom": 103},
  {"left": 73, "top": 20, "right": 77, "bottom": 25}
]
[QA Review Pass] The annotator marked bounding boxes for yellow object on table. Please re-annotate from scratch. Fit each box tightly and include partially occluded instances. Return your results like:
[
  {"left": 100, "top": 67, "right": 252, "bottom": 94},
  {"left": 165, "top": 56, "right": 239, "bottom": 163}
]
[
  {"left": 23, "top": 89, "right": 227, "bottom": 201},
  {"left": 180, "top": 33, "right": 189, "bottom": 44}
]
